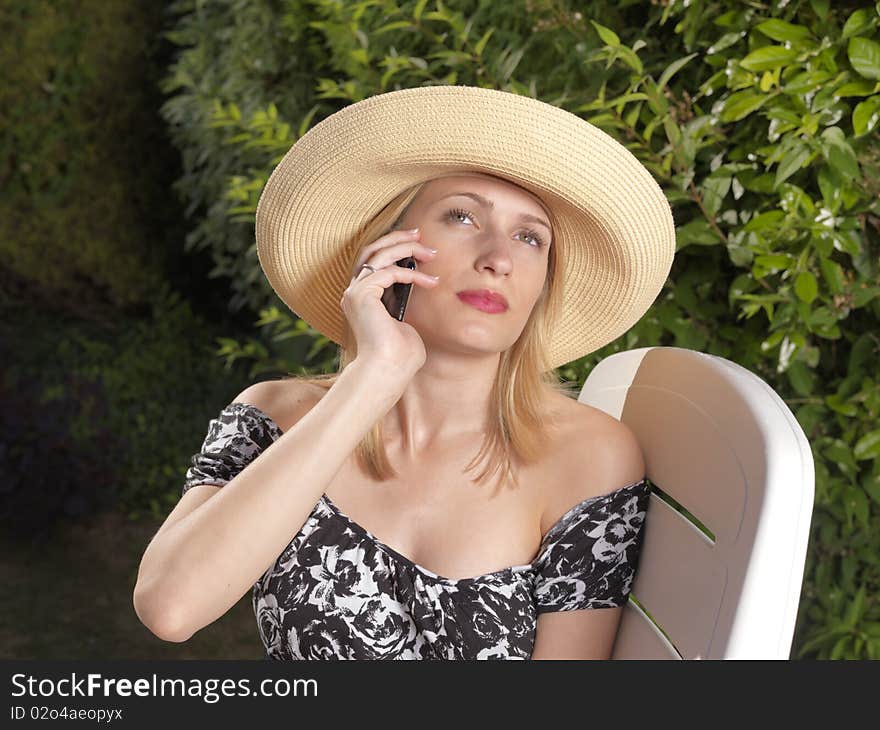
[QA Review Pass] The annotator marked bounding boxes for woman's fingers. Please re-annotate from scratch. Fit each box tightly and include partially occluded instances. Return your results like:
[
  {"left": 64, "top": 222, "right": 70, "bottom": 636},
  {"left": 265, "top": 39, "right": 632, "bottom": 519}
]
[
  {"left": 350, "top": 229, "right": 437, "bottom": 279},
  {"left": 350, "top": 264, "right": 439, "bottom": 294}
]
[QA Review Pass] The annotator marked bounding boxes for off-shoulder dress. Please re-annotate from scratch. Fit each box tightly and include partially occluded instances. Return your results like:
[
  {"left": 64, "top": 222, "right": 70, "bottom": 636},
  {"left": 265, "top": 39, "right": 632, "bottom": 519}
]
[{"left": 181, "top": 401, "right": 651, "bottom": 660}]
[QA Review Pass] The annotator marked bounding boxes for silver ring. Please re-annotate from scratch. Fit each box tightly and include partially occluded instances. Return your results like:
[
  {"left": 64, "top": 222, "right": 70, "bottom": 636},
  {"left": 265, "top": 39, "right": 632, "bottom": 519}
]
[{"left": 358, "top": 263, "right": 377, "bottom": 276}]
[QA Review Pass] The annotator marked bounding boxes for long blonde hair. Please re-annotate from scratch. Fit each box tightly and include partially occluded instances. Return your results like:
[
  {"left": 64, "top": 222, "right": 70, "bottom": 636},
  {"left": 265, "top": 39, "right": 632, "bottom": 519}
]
[{"left": 284, "top": 174, "right": 577, "bottom": 490}]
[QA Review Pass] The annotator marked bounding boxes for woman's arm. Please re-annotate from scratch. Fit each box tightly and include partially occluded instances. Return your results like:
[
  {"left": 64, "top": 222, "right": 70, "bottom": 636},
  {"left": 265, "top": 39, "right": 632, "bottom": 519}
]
[{"left": 132, "top": 357, "right": 410, "bottom": 643}]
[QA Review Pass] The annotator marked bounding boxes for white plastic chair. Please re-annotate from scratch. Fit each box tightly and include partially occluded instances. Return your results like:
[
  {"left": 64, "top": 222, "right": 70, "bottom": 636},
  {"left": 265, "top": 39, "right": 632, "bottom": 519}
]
[{"left": 577, "top": 346, "right": 815, "bottom": 659}]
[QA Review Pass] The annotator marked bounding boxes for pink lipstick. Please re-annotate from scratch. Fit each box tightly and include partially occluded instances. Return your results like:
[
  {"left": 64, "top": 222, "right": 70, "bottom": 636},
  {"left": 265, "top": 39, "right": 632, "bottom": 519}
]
[{"left": 456, "top": 289, "right": 509, "bottom": 313}]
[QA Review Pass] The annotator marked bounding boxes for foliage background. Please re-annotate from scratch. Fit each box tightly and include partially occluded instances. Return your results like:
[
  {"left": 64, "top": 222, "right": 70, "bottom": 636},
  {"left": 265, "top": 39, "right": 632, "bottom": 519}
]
[
  {"left": 2, "top": 0, "right": 878, "bottom": 659},
  {"left": 0, "top": 0, "right": 259, "bottom": 658}
]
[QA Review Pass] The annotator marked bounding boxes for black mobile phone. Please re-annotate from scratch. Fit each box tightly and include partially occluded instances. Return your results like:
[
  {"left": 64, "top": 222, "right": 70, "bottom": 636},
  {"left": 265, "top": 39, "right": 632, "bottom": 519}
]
[{"left": 381, "top": 256, "right": 417, "bottom": 321}]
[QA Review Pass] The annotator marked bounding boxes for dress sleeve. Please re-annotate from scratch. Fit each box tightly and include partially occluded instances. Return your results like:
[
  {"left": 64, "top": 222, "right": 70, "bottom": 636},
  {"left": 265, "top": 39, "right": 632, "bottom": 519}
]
[
  {"left": 182, "top": 401, "right": 284, "bottom": 496},
  {"left": 533, "top": 478, "right": 651, "bottom": 613}
]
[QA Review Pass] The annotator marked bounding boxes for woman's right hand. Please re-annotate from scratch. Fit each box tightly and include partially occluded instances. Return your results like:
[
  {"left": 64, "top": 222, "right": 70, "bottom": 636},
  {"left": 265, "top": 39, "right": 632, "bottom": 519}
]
[{"left": 340, "top": 227, "right": 440, "bottom": 376}]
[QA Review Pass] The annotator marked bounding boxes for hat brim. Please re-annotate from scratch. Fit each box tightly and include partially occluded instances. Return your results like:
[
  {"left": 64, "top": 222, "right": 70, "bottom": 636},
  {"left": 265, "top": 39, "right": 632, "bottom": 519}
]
[{"left": 255, "top": 85, "right": 676, "bottom": 371}]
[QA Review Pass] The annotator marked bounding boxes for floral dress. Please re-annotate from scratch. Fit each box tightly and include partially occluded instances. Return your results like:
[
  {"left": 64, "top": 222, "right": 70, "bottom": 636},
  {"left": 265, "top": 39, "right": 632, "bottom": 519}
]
[{"left": 182, "top": 401, "right": 651, "bottom": 660}]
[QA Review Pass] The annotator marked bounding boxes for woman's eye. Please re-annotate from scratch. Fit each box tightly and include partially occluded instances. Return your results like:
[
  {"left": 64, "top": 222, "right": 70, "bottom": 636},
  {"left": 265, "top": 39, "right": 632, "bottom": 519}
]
[
  {"left": 445, "top": 207, "right": 544, "bottom": 248},
  {"left": 447, "top": 207, "right": 473, "bottom": 225},
  {"left": 519, "top": 229, "right": 544, "bottom": 247}
]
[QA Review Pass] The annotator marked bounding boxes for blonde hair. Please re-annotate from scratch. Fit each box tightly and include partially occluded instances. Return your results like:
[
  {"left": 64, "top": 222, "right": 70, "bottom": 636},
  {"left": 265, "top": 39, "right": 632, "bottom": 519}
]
[{"left": 285, "top": 173, "right": 577, "bottom": 491}]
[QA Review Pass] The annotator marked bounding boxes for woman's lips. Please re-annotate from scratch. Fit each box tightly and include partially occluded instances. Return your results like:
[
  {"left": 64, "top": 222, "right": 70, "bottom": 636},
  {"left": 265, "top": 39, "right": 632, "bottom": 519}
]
[{"left": 456, "top": 292, "right": 508, "bottom": 313}]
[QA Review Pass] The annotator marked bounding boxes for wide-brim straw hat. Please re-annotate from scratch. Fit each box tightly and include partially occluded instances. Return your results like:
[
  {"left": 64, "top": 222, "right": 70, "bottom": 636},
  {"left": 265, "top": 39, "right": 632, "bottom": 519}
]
[{"left": 255, "top": 84, "right": 676, "bottom": 371}]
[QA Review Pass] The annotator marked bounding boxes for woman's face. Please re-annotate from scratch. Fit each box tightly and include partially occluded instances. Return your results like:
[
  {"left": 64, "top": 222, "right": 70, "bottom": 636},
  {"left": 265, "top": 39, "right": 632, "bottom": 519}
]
[{"left": 395, "top": 172, "right": 553, "bottom": 360}]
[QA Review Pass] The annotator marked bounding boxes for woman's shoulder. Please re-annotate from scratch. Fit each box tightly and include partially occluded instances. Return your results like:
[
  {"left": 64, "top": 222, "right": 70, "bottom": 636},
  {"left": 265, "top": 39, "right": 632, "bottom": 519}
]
[
  {"left": 233, "top": 376, "right": 331, "bottom": 434},
  {"left": 539, "top": 393, "right": 647, "bottom": 534},
  {"left": 548, "top": 391, "right": 643, "bottom": 456}
]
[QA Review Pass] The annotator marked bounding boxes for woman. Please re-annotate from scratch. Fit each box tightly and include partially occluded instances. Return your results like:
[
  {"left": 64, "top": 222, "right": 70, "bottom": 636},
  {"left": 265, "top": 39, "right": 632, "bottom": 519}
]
[{"left": 133, "top": 85, "right": 676, "bottom": 660}]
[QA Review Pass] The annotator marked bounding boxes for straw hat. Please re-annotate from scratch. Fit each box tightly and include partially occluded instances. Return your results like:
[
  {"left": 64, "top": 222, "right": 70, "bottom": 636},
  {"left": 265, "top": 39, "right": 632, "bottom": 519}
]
[{"left": 254, "top": 84, "right": 676, "bottom": 371}]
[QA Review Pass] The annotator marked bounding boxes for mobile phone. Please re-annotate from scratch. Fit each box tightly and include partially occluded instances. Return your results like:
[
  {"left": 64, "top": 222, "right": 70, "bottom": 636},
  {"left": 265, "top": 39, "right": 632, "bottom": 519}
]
[{"left": 381, "top": 256, "right": 417, "bottom": 321}]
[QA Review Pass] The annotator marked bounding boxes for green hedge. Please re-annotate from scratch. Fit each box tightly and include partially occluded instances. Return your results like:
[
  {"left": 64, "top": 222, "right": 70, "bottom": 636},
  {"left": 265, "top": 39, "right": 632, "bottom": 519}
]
[
  {"left": 159, "top": 0, "right": 880, "bottom": 659},
  {"left": 0, "top": 0, "right": 182, "bottom": 314},
  {"left": 0, "top": 0, "right": 262, "bottom": 531},
  {"left": 1, "top": 281, "right": 256, "bottom": 528}
]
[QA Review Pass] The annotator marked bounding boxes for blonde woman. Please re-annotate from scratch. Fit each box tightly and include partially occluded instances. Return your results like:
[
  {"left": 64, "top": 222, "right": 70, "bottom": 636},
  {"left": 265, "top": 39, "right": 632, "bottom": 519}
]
[{"left": 133, "top": 86, "right": 676, "bottom": 660}]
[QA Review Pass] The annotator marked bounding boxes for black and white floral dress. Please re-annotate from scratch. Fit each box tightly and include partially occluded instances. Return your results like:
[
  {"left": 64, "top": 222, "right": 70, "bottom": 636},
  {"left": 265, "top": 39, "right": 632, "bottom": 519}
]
[{"left": 182, "top": 402, "right": 651, "bottom": 660}]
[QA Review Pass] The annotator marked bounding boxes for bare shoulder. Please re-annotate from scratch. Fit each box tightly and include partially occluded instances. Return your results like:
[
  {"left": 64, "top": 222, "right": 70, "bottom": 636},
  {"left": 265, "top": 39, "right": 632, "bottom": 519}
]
[
  {"left": 566, "top": 399, "right": 645, "bottom": 488},
  {"left": 540, "top": 396, "right": 647, "bottom": 533},
  {"left": 234, "top": 377, "right": 331, "bottom": 433}
]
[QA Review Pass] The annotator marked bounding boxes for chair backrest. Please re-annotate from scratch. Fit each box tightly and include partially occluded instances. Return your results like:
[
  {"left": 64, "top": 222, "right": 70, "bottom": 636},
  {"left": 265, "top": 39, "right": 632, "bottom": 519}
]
[{"left": 578, "top": 346, "right": 815, "bottom": 659}]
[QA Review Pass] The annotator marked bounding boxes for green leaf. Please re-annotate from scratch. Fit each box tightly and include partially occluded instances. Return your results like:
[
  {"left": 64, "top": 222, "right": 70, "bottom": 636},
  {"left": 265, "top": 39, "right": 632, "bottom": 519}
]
[
  {"left": 853, "top": 95, "right": 880, "bottom": 136},
  {"left": 853, "top": 286, "right": 880, "bottom": 308},
  {"left": 831, "top": 230, "right": 863, "bottom": 260},
  {"left": 795, "top": 631, "right": 835, "bottom": 658},
  {"left": 743, "top": 210, "right": 785, "bottom": 232},
  {"left": 373, "top": 21, "right": 413, "bottom": 36},
  {"left": 783, "top": 70, "right": 835, "bottom": 96},
  {"left": 297, "top": 105, "right": 319, "bottom": 139},
  {"left": 808, "top": 306, "right": 842, "bottom": 339},
  {"left": 863, "top": 474, "right": 880, "bottom": 506},
  {"left": 727, "top": 242, "right": 753, "bottom": 267},
  {"left": 830, "top": 634, "right": 852, "bottom": 659},
  {"left": 578, "top": 92, "right": 650, "bottom": 114},
  {"left": 591, "top": 20, "right": 620, "bottom": 47},
  {"left": 819, "top": 257, "right": 846, "bottom": 295},
  {"left": 756, "top": 254, "right": 794, "bottom": 270},
  {"left": 706, "top": 32, "right": 745, "bottom": 55},
  {"left": 848, "top": 36, "right": 880, "bottom": 80},
  {"left": 721, "top": 90, "right": 769, "bottom": 122},
  {"left": 795, "top": 271, "right": 819, "bottom": 303},
  {"left": 764, "top": 106, "right": 802, "bottom": 128},
  {"left": 762, "top": 330, "right": 786, "bottom": 351},
  {"left": 825, "top": 393, "right": 857, "bottom": 416},
  {"left": 674, "top": 219, "right": 721, "bottom": 251},
  {"left": 499, "top": 46, "right": 526, "bottom": 82},
  {"left": 835, "top": 79, "right": 878, "bottom": 97},
  {"left": 854, "top": 430, "right": 880, "bottom": 460},
  {"left": 822, "top": 127, "right": 861, "bottom": 179},
  {"left": 426, "top": 49, "right": 473, "bottom": 64},
  {"left": 844, "top": 585, "right": 867, "bottom": 630},
  {"left": 786, "top": 360, "right": 816, "bottom": 396},
  {"left": 810, "top": 0, "right": 830, "bottom": 20},
  {"left": 617, "top": 46, "right": 644, "bottom": 75},
  {"left": 775, "top": 142, "right": 811, "bottom": 188},
  {"left": 843, "top": 489, "right": 870, "bottom": 532},
  {"left": 474, "top": 27, "right": 494, "bottom": 57},
  {"left": 423, "top": 10, "right": 452, "bottom": 23},
  {"left": 842, "top": 9, "right": 878, "bottom": 41},
  {"left": 224, "top": 132, "right": 252, "bottom": 145},
  {"left": 657, "top": 53, "right": 699, "bottom": 92},
  {"left": 740, "top": 45, "right": 799, "bottom": 72},
  {"left": 848, "top": 333, "right": 877, "bottom": 376},
  {"left": 701, "top": 174, "right": 732, "bottom": 216},
  {"left": 816, "top": 171, "right": 841, "bottom": 219},
  {"left": 642, "top": 77, "right": 669, "bottom": 116},
  {"left": 349, "top": 48, "right": 368, "bottom": 66},
  {"left": 413, "top": 0, "right": 429, "bottom": 21},
  {"left": 809, "top": 315, "right": 838, "bottom": 341},
  {"left": 824, "top": 438, "right": 859, "bottom": 470},
  {"left": 755, "top": 19, "right": 814, "bottom": 44}
]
